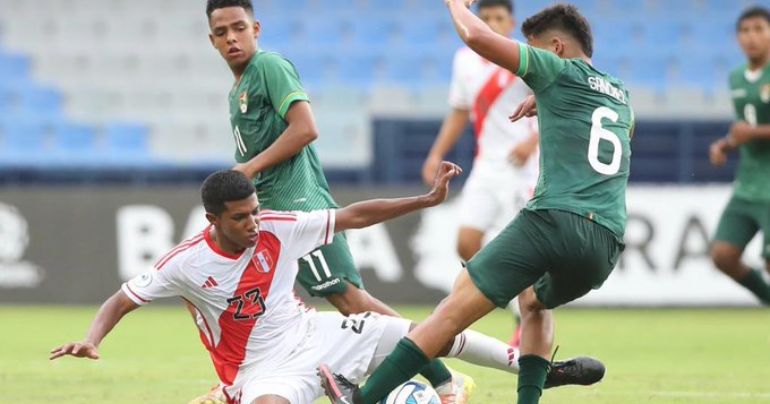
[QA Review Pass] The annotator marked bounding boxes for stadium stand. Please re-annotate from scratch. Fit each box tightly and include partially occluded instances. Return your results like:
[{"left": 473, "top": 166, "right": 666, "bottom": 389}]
[{"left": 0, "top": 0, "right": 765, "bottom": 181}]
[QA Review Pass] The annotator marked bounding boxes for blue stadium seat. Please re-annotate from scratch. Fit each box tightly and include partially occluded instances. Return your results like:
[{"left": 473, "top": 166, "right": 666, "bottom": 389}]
[
  {"left": 338, "top": 52, "right": 381, "bottom": 87},
  {"left": 20, "top": 87, "right": 62, "bottom": 117},
  {"left": 299, "top": 17, "right": 350, "bottom": 46},
  {"left": 50, "top": 122, "right": 98, "bottom": 166},
  {"left": 399, "top": 16, "right": 442, "bottom": 45},
  {"left": 0, "top": 52, "right": 30, "bottom": 80},
  {"left": 103, "top": 122, "right": 151, "bottom": 165},
  {"left": 2, "top": 120, "right": 48, "bottom": 151},
  {"left": 351, "top": 18, "right": 397, "bottom": 46}
]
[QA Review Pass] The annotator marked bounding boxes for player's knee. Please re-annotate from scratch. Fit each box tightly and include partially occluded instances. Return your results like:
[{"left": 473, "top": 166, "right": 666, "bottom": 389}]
[
  {"left": 517, "top": 288, "right": 546, "bottom": 318},
  {"left": 711, "top": 244, "right": 740, "bottom": 271},
  {"left": 326, "top": 286, "right": 368, "bottom": 316}
]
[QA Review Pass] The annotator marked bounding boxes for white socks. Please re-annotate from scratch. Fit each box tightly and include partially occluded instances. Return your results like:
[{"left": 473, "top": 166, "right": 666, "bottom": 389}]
[{"left": 447, "top": 329, "right": 520, "bottom": 373}]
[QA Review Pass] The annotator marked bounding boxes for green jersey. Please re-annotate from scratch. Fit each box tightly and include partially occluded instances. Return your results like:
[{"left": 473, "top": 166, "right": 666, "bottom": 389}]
[
  {"left": 729, "top": 63, "right": 770, "bottom": 202},
  {"left": 228, "top": 50, "right": 337, "bottom": 211},
  {"left": 516, "top": 44, "right": 633, "bottom": 238}
]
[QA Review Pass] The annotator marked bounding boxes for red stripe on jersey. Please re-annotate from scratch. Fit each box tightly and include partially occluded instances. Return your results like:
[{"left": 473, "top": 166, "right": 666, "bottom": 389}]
[
  {"left": 472, "top": 68, "right": 516, "bottom": 157},
  {"left": 210, "top": 231, "right": 281, "bottom": 386},
  {"left": 155, "top": 233, "right": 205, "bottom": 269},
  {"left": 259, "top": 210, "right": 296, "bottom": 217},
  {"left": 258, "top": 216, "right": 297, "bottom": 223},
  {"left": 124, "top": 283, "right": 150, "bottom": 304},
  {"left": 204, "top": 226, "right": 244, "bottom": 260}
]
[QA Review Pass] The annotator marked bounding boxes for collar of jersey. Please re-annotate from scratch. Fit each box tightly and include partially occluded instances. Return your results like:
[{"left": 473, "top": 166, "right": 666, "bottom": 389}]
[{"left": 204, "top": 225, "right": 245, "bottom": 260}]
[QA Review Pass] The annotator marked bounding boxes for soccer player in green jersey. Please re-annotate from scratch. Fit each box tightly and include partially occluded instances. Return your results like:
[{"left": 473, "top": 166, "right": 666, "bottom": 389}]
[
  {"left": 198, "top": 1, "right": 472, "bottom": 403},
  {"left": 709, "top": 6, "right": 770, "bottom": 306},
  {"left": 320, "top": 3, "right": 630, "bottom": 404}
]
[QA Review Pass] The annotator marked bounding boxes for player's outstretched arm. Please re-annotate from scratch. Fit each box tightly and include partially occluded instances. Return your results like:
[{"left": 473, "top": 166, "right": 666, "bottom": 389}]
[
  {"left": 49, "top": 290, "right": 139, "bottom": 361},
  {"left": 445, "top": 0, "right": 521, "bottom": 74},
  {"left": 233, "top": 101, "right": 319, "bottom": 179},
  {"left": 336, "top": 161, "right": 462, "bottom": 232},
  {"left": 423, "top": 108, "right": 470, "bottom": 186},
  {"left": 728, "top": 121, "right": 770, "bottom": 146}
]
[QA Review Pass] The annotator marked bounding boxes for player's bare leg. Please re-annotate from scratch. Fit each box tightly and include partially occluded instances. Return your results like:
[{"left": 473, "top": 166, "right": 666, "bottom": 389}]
[
  {"left": 515, "top": 287, "right": 554, "bottom": 404},
  {"left": 456, "top": 227, "right": 484, "bottom": 262},
  {"left": 410, "top": 269, "right": 497, "bottom": 357},
  {"left": 711, "top": 242, "right": 770, "bottom": 304},
  {"left": 711, "top": 242, "right": 751, "bottom": 279},
  {"left": 251, "top": 395, "right": 289, "bottom": 404},
  {"left": 325, "top": 283, "right": 400, "bottom": 317}
]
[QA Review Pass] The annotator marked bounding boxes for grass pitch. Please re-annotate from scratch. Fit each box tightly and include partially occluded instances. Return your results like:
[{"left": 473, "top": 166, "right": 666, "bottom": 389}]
[{"left": 3, "top": 306, "right": 769, "bottom": 403}]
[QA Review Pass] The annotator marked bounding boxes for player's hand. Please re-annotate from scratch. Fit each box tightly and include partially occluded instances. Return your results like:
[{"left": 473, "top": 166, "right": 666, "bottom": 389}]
[
  {"left": 232, "top": 162, "right": 257, "bottom": 180},
  {"left": 49, "top": 341, "right": 100, "bottom": 360},
  {"left": 709, "top": 141, "right": 727, "bottom": 166},
  {"left": 424, "top": 161, "right": 462, "bottom": 207},
  {"left": 509, "top": 95, "right": 537, "bottom": 122},
  {"left": 421, "top": 155, "right": 443, "bottom": 187},
  {"left": 728, "top": 121, "right": 753, "bottom": 146}
]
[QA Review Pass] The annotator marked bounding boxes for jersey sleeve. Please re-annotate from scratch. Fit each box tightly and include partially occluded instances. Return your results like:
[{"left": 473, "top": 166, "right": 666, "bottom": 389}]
[
  {"left": 516, "top": 44, "right": 567, "bottom": 93},
  {"left": 283, "top": 210, "right": 336, "bottom": 260},
  {"left": 121, "top": 265, "right": 181, "bottom": 305},
  {"left": 448, "top": 49, "right": 472, "bottom": 109},
  {"left": 260, "top": 53, "right": 310, "bottom": 119}
]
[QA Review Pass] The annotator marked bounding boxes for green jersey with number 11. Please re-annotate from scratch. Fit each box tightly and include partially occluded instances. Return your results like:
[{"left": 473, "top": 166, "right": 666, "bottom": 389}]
[
  {"left": 228, "top": 50, "right": 337, "bottom": 211},
  {"left": 729, "top": 63, "right": 770, "bottom": 202},
  {"left": 516, "top": 44, "right": 633, "bottom": 238}
]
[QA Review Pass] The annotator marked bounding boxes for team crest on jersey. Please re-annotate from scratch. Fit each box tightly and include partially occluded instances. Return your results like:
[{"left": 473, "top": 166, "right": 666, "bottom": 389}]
[
  {"left": 252, "top": 250, "right": 273, "bottom": 274},
  {"left": 761, "top": 84, "right": 770, "bottom": 103},
  {"left": 239, "top": 91, "right": 248, "bottom": 113}
]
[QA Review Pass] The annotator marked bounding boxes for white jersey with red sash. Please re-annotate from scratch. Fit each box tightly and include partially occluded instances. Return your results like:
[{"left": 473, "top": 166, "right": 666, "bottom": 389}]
[
  {"left": 121, "top": 209, "right": 335, "bottom": 397},
  {"left": 448, "top": 46, "right": 537, "bottom": 169}
]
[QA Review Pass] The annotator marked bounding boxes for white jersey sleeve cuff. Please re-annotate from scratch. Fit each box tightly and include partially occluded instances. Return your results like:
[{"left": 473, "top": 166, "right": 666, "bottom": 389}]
[{"left": 121, "top": 283, "right": 152, "bottom": 305}]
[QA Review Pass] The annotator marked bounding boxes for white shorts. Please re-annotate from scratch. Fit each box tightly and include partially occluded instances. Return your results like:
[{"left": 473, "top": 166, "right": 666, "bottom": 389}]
[
  {"left": 235, "top": 311, "right": 410, "bottom": 404},
  {"left": 458, "top": 160, "right": 533, "bottom": 235}
]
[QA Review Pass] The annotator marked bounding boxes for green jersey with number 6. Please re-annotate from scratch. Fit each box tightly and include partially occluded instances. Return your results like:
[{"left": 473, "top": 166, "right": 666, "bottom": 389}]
[
  {"left": 516, "top": 44, "right": 633, "bottom": 238},
  {"left": 228, "top": 50, "right": 337, "bottom": 211},
  {"left": 729, "top": 64, "right": 770, "bottom": 202}
]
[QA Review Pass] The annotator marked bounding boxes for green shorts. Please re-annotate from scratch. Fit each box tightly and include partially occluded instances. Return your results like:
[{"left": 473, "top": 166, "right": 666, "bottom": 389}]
[
  {"left": 714, "top": 195, "right": 770, "bottom": 258},
  {"left": 296, "top": 232, "right": 364, "bottom": 297},
  {"left": 466, "top": 209, "right": 624, "bottom": 309}
]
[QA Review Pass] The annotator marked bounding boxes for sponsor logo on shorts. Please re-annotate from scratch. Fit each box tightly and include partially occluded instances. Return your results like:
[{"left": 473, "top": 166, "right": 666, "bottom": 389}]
[{"left": 311, "top": 278, "right": 340, "bottom": 291}]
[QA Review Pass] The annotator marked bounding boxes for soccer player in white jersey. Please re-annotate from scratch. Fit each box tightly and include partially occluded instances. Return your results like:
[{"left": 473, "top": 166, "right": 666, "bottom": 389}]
[
  {"left": 421, "top": 0, "right": 537, "bottom": 347},
  {"left": 50, "top": 167, "right": 597, "bottom": 404}
]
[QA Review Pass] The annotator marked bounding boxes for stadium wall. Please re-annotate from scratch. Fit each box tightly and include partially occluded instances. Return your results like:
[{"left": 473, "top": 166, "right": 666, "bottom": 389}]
[{"left": 0, "top": 185, "right": 761, "bottom": 306}]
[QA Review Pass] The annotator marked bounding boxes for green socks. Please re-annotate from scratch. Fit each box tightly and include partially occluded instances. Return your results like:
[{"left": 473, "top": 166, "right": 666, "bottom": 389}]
[
  {"left": 358, "top": 338, "right": 431, "bottom": 403},
  {"left": 419, "top": 359, "right": 453, "bottom": 388},
  {"left": 738, "top": 269, "right": 770, "bottom": 305},
  {"left": 517, "top": 355, "right": 550, "bottom": 404}
]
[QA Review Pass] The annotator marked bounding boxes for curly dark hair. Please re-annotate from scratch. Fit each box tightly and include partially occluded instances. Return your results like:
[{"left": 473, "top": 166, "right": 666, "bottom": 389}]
[
  {"left": 521, "top": 4, "right": 593, "bottom": 57},
  {"left": 206, "top": 0, "right": 253, "bottom": 19},
  {"left": 201, "top": 170, "right": 256, "bottom": 215},
  {"left": 476, "top": 0, "right": 513, "bottom": 14},
  {"left": 737, "top": 6, "right": 770, "bottom": 31}
]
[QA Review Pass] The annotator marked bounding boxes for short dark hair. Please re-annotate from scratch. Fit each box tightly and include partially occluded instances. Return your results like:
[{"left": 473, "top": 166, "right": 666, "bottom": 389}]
[
  {"left": 206, "top": 0, "right": 253, "bottom": 19},
  {"left": 736, "top": 6, "right": 770, "bottom": 31},
  {"left": 521, "top": 4, "right": 593, "bottom": 57},
  {"left": 201, "top": 170, "right": 256, "bottom": 215},
  {"left": 476, "top": 0, "right": 513, "bottom": 14}
]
